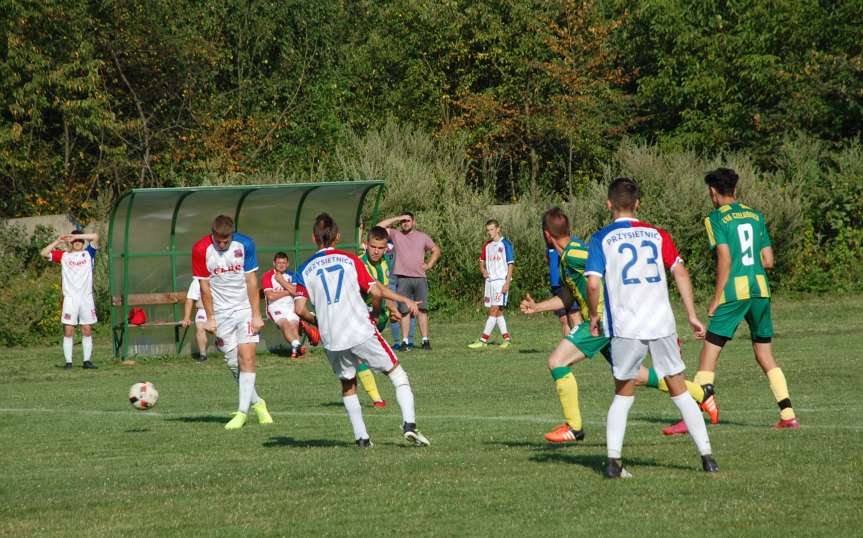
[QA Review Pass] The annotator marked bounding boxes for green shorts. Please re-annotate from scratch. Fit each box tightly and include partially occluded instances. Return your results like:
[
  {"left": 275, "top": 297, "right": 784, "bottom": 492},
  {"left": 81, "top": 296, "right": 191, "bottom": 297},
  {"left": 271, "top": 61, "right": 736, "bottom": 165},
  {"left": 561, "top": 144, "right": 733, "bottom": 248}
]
[
  {"left": 564, "top": 322, "right": 611, "bottom": 361},
  {"left": 707, "top": 298, "right": 774, "bottom": 341}
]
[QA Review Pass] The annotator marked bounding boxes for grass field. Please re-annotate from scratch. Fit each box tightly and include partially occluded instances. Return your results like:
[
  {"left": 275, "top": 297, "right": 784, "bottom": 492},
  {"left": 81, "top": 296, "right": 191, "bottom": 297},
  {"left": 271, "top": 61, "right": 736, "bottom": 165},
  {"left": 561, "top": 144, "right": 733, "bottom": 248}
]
[{"left": 2, "top": 294, "right": 861, "bottom": 537}]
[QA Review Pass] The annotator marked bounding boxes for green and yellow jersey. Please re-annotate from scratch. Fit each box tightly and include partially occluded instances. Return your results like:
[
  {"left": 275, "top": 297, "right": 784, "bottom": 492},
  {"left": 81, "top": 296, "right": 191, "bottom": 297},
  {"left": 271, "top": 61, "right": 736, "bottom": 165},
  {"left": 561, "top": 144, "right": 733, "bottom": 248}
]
[
  {"left": 560, "top": 237, "right": 604, "bottom": 320},
  {"left": 704, "top": 202, "right": 772, "bottom": 303},
  {"left": 360, "top": 252, "right": 391, "bottom": 329}
]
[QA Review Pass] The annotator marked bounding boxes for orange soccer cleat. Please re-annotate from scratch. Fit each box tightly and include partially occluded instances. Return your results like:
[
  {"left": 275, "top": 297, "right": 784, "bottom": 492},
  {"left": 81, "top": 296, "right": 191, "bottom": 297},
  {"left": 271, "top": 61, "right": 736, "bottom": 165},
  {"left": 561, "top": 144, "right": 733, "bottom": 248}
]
[
  {"left": 700, "top": 384, "right": 720, "bottom": 424},
  {"left": 301, "top": 320, "right": 321, "bottom": 346},
  {"left": 543, "top": 423, "right": 585, "bottom": 443}
]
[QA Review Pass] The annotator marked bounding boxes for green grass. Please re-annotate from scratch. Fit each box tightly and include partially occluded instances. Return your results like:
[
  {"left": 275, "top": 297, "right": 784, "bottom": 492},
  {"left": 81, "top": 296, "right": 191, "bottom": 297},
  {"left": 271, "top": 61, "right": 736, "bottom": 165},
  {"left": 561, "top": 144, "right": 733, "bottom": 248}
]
[{"left": 1, "top": 294, "right": 861, "bottom": 537}]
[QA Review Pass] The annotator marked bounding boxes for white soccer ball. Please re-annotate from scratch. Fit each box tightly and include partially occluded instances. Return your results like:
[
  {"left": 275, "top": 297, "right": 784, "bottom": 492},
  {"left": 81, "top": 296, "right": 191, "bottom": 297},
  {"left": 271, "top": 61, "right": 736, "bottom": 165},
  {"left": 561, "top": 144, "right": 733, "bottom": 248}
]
[{"left": 129, "top": 381, "right": 159, "bottom": 410}]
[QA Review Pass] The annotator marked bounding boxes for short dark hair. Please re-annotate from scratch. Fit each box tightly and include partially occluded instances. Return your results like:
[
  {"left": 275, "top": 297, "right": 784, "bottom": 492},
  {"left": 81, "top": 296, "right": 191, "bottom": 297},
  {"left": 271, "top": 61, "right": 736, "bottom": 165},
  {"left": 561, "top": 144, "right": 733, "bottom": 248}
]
[
  {"left": 211, "top": 215, "right": 234, "bottom": 237},
  {"left": 313, "top": 213, "right": 339, "bottom": 247},
  {"left": 403, "top": 211, "right": 414, "bottom": 220},
  {"left": 70, "top": 229, "right": 85, "bottom": 243},
  {"left": 367, "top": 225, "right": 389, "bottom": 242},
  {"left": 485, "top": 219, "right": 500, "bottom": 228},
  {"left": 705, "top": 168, "right": 739, "bottom": 196},
  {"left": 273, "top": 251, "right": 289, "bottom": 261},
  {"left": 542, "top": 207, "right": 570, "bottom": 239},
  {"left": 608, "top": 177, "right": 640, "bottom": 210}
]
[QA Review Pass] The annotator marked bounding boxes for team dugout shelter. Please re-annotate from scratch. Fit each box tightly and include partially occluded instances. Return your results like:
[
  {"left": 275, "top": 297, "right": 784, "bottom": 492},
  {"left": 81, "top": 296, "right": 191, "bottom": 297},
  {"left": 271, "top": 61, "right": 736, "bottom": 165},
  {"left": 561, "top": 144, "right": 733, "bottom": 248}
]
[{"left": 108, "top": 181, "right": 384, "bottom": 358}]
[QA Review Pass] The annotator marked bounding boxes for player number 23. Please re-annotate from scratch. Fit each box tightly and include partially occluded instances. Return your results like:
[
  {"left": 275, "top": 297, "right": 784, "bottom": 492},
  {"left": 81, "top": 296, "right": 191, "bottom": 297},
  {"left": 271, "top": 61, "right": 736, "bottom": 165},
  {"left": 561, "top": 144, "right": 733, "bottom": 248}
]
[
  {"left": 619, "top": 241, "right": 662, "bottom": 285},
  {"left": 316, "top": 265, "right": 345, "bottom": 304}
]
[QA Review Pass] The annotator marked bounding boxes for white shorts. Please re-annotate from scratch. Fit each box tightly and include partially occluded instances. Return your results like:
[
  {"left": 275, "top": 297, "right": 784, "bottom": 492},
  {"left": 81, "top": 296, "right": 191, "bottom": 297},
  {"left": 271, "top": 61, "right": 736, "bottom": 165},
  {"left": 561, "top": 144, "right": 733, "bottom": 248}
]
[
  {"left": 610, "top": 334, "right": 684, "bottom": 381},
  {"left": 483, "top": 279, "right": 508, "bottom": 307},
  {"left": 214, "top": 308, "right": 259, "bottom": 353},
  {"left": 267, "top": 302, "right": 298, "bottom": 324},
  {"left": 194, "top": 308, "right": 207, "bottom": 324},
  {"left": 62, "top": 295, "right": 97, "bottom": 326},
  {"left": 325, "top": 332, "right": 399, "bottom": 380}
]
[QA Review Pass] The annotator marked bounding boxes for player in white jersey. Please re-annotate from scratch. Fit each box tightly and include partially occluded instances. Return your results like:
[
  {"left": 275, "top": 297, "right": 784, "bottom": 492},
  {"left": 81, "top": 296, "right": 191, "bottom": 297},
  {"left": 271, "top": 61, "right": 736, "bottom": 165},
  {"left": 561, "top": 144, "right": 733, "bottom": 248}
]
[
  {"left": 585, "top": 177, "right": 717, "bottom": 477},
  {"left": 468, "top": 219, "right": 515, "bottom": 349},
  {"left": 261, "top": 251, "right": 305, "bottom": 359},
  {"left": 180, "top": 278, "right": 210, "bottom": 362},
  {"left": 41, "top": 230, "right": 99, "bottom": 370},
  {"left": 293, "top": 213, "right": 431, "bottom": 448},
  {"left": 192, "top": 215, "right": 273, "bottom": 430}
]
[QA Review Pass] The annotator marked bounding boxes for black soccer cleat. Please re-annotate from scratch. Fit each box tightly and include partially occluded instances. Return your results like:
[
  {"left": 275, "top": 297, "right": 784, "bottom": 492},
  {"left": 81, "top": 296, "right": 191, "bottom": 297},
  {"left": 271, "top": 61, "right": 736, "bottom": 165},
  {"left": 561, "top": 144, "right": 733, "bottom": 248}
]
[
  {"left": 701, "top": 455, "right": 719, "bottom": 473},
  {"left": 82, "top": 361, "right": 98, "bottom": 369},
  {"left": 421, "top": 340, "right": 431, "bottom": 351},
  {"left": 604, "top": 458, "right": 632, "bottom": 479},
  {"left": 63, "top": 362, "right": 73, "bottom": 371},
  {"left": 356, "top": 438, "right": 374, "bottom": 448}
]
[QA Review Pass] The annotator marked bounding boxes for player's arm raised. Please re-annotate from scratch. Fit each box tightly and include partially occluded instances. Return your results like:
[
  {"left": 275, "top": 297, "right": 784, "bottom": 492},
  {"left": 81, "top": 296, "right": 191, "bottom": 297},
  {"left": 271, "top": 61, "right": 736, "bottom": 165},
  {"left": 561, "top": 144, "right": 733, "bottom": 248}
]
[
  {"left": 671, "top": 263, "right": 706, "bottom": 339},
  {"left": 40, "top": 237, "right": 64, "bottom": 260},
  {"left": 376, "top": 214, "right": 411, "bottom": 228}
]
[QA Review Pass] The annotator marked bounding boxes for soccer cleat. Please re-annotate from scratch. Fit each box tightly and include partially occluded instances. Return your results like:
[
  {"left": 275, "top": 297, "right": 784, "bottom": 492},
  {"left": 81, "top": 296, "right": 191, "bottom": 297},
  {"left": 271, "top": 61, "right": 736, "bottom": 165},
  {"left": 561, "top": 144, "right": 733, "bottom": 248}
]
[
  {"left": 604, "top": 458, "right": 632, "bottom": 479},
  {"left": 401, "top": 342, "right": 413, "bottom": 352},
  {"left": 403, "top": 422, "right": 431, "bottom": 446},
  {"left": 82, "top": 361, "right": 98, "bottom": 369},
  {"left": 301, "top": 320, "right": 321, "bottom": 346},
  {"left": 499, "top": 340, "right": 512, "bottom": 349},
  {"left": 63, "top": 362, "right": 73, "bottom": 370},
  {"left": 662, "top": 420, "right": 689, "bottom": 436},
  {"left": 225, "top": 411, "right": 248, "bottom": 430},
  {"left": 196, "top": 354, "right": 208, "bottom": 363},
  {"left": 543, "top": 423, "right": 585, "bottom": 443},
  {"left": 467, "top": 340, "right": 489, "bottom": 349},
  {"left": 251, "top": 400, "right": 274, "bottom": 425},
  {"left": 700, "top": 384, "right": 719, "bottom": 424},
  {"left": 372, "top": 400, "right": 387, "bottom": 409},
  {"left": 356, "top": 438, "right": 374, "bottom": 448},
  {"left": 702, "top": 455, "right": 719, "bottom": 473},
  {"left": 392, "top": 342, "right": 402, "bottom": 351},
  {"left": 290, "top": 345, "right": 306, "bottom": 360},
  {"left": 772, "top": 417, "right": 800, "bottom": 430},
  {"left": 421, "top": 340, "right": 431, "bottom": 351}
]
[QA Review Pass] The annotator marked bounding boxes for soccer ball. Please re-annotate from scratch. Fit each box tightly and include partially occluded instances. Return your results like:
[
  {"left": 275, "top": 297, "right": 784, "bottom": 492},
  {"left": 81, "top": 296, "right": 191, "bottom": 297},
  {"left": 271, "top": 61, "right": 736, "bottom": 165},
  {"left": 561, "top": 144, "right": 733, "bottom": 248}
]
[{"left": 129, "top": 381, "right": 159, "bottom": 410}]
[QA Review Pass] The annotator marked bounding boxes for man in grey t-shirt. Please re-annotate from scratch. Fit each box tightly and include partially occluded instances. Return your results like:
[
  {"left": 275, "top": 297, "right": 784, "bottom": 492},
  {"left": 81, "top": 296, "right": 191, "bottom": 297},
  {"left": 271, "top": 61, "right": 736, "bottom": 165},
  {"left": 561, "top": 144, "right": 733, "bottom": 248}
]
[{"left": 377, "top": 212, "right": 442, "bottom": 350}]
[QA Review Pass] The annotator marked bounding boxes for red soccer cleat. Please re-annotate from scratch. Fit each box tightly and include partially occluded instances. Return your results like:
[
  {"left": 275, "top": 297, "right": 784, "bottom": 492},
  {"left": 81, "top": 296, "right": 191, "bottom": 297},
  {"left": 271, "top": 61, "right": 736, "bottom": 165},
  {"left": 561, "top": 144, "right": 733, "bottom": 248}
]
[
  {"left": 662, "top": 420, "right": 689, "bottom": 436},
  {"left": 301, "top": 320, "right": 321, "bottom": 346},
  {"left": 372, "top": 400, "right": 387, "bottom": 409},
  {"left": 772, "top": 417, "right": 800, "bottom": 430},
  {"left": 543, "top": 423, "right": 585, "bottom": 443}
]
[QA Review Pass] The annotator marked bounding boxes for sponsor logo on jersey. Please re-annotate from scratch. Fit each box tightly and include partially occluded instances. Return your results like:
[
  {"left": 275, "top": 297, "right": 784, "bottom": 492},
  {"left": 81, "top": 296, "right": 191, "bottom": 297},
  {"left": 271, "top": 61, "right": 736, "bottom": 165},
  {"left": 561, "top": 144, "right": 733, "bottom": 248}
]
[
  {"left": 213, "top": 264, "right": 244, "bottom": 274},
  {"left": 234, "top": 248, "right": 243, "bottom": 258}
]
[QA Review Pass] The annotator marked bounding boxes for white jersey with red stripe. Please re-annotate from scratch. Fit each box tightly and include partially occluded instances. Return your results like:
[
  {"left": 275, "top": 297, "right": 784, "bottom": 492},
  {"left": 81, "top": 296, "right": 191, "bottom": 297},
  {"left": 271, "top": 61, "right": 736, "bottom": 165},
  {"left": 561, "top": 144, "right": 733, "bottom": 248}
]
[
  {"left": 51, "top": 246, "right": 97, "bottom": 298},
  {"left": 585, "top": 218, "right": 683, "bottom": 340},
  {"left": 262, "top": 269, "right": 298, "bottom": 311},
  {"left": 294, "top": 248, "right": 377, "bottom": 351},
  {"left": 480, "top": 237, "right": 514, "bottom": 281},
  {"left": 191, "top": 233, "right": 258, "bottom": 314}
]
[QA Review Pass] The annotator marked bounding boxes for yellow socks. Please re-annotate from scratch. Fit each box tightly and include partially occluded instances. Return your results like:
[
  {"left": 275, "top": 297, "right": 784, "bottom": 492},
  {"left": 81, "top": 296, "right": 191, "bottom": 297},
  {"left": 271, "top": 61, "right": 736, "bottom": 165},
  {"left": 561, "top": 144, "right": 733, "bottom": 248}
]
[
  {"left": 693, "top": 370, "right": 715, "bottom": 386},
  {"left": 766, "top": 367, "right": 795, "bottom": 420},
  {"left": 551, "top": 367, "right": 582, "bottom": 431},
  {"left": 357, "top": 365, "right": 383, "bottom": 403}
]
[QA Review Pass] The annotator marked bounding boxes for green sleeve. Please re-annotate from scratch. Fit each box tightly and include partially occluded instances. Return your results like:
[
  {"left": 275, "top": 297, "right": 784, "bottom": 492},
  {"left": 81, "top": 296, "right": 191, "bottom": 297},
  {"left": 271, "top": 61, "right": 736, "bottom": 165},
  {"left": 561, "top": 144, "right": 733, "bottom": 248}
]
[{"left": 706, "top": 212, "right": 727, "bottom": 249}]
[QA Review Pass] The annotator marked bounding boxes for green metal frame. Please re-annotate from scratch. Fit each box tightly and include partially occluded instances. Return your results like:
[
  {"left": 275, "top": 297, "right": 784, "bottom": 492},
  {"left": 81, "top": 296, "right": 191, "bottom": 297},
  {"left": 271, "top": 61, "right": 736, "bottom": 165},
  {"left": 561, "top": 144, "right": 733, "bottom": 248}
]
[{"left": 107, "top": 181, "right": 384, "bottom": 358}]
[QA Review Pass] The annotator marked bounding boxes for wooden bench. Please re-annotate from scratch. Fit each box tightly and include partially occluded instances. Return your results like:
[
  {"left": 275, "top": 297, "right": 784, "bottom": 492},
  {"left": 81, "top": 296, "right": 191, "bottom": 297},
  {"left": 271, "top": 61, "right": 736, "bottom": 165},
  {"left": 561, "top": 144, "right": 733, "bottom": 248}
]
[{"left": 112, "top": 292, "right": 189, "bottom": 326}]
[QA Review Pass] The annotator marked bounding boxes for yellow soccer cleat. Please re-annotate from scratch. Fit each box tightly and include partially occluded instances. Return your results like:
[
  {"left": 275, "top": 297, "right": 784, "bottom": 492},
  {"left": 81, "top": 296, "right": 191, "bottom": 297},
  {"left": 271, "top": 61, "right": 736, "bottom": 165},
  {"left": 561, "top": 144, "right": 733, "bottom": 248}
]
[
  {"left": 225, "top": 411, "right": 248, "bottom": 430},
  {"left": 467, "top": 340, "right": 489, "bottom": 349},
  {"left": 499, "top": 340, "right": 512, "bottom": 349},
  {"left": 251, "top": 400, "right": 274, "bottom": 425}
]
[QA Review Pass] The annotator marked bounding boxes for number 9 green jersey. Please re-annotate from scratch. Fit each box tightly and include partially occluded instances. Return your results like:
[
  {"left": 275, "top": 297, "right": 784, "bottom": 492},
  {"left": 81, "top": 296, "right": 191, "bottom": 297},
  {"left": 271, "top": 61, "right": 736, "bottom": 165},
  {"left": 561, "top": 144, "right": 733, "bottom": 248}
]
[{"left": 704, "top": 202, "right": 771, "bottom": 304}]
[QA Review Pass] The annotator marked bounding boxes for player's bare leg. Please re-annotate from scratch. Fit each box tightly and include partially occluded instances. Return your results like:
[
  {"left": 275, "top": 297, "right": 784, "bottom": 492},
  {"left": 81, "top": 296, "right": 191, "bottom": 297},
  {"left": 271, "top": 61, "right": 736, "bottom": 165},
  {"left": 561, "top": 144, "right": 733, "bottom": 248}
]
[
  {"left": 278, "top": 319, "right": 303, "bottom": 358},
  {"left": 80, "top": 324, "right": 96, "bottom": 369},
  {"left": 399, "top": 313, "right": 413, "bottom": 349},
  {"left": 544, "top": 339, "right": 588, "bottom": 443},
  {"left": 194, "top": 322, "right": 209, "bottom": 361},
  {"left": 341, "top": 377, "right": 373, "bottom": 447},
  {"left": 753, "top": 342, "right": 799, "bottom": 429},
  {"left": 418, "top": 310, "right": 431, "bottom": 350}
]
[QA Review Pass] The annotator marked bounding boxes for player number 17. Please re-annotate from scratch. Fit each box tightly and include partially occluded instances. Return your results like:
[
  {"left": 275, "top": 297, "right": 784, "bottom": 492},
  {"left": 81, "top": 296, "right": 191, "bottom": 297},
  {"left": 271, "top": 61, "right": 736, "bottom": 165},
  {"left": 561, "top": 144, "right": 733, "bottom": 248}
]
[{"left": 316, "top": 265, "right": 345, "bottom": 304}]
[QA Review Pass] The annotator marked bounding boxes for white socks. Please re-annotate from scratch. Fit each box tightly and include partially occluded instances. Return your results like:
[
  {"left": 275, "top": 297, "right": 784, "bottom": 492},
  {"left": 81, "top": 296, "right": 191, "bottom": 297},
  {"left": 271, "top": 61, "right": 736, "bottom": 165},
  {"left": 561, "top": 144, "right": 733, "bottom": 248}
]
[
  {"left": 290, "top": 339, "right": 301, "bottom": 349},
  {"left": 238, "top": 372, "right": 256, "bottom": 413},
  {"left": 482, "top": 317, "right": 496, "bottom": 340},
  {"left": 606, "top": 394, "right": 635, "bottom": 459},
  {"left": 496, "top": 316, "right": 509, "bottom": 338},
  {"left": 63, "top": 337, "right": 73, "bottom": 363},
  {"left": 388, "top": 366, "right": 416, "bottom": 424},
  {"left": 343, "top": 394, "right": 369, "bottom": 440},
  {"left": 672, "top": 392, "right": 712, "bottom": 456},
  {"left": 82, "top": 336, "right": 93, "bottom": 362}
]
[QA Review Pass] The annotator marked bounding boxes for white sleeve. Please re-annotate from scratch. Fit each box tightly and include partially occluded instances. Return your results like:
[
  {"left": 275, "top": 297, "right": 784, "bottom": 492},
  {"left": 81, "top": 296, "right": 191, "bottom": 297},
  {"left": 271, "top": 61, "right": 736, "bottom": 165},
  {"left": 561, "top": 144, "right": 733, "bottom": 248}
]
[{"left": 186, "top": 279, "right": 201, "bottom": 301}]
